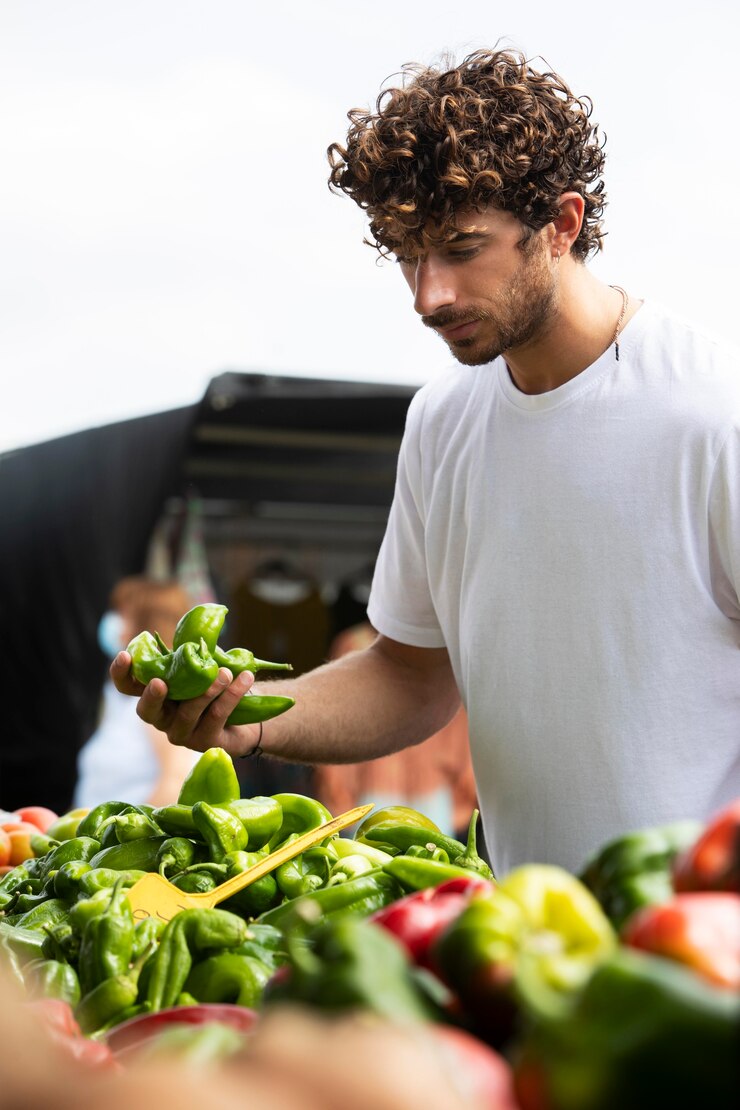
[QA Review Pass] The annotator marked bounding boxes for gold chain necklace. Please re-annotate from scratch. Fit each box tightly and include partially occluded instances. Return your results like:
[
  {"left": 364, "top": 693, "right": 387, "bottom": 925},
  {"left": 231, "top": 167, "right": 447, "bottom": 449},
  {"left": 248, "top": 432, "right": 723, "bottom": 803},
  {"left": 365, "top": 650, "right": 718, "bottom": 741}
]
[{"left": 609, "top": 285, "right": 629, "bottom": 361}]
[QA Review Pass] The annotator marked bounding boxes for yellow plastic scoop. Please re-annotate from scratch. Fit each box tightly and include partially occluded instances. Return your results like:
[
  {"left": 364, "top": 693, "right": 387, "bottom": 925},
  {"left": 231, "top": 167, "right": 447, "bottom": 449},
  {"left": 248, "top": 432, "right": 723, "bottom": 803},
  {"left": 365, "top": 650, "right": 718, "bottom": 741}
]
[{"left": 126, "top": 803, "right": 373, "bottom": 923}]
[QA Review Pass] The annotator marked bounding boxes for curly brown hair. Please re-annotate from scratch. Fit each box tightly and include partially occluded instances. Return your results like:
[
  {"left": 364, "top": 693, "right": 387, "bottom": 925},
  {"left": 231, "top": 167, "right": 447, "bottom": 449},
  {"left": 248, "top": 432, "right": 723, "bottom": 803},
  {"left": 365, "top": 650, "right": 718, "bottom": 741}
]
[{"left": 327, "top": 49, "right": 607, "bottom": 262}]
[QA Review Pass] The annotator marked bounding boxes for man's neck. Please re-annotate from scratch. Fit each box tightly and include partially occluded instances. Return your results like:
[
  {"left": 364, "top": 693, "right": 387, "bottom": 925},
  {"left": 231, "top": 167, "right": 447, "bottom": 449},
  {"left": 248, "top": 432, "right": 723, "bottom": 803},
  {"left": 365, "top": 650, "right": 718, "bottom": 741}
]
[{"left": 504, "top": 267, "right": 638, "bottom": 395}]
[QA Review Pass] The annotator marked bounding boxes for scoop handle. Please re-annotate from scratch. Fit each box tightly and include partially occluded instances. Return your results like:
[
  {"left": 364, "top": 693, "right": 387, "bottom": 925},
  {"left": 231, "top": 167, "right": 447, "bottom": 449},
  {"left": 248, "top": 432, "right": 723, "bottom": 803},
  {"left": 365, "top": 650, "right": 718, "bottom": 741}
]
[{"left": 195, "top": 803, "right": 374, "bottom": 907}]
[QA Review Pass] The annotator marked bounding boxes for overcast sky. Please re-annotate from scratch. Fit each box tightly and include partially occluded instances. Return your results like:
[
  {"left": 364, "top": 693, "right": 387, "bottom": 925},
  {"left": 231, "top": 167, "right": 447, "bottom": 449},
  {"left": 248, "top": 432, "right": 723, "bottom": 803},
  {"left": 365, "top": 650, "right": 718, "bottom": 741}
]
[{"left": 1, "top": 0, "right": 738, "bottom": 452}]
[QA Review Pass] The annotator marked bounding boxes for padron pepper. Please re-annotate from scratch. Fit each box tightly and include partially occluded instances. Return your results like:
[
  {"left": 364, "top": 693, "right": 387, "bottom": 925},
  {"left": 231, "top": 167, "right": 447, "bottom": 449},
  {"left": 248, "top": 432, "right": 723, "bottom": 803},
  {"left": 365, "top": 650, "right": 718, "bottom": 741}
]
[
  {"left": 177, "top": 748, "right": 241, "bottom": 808},
  {"left": 88, "top": 835, "right": 169, "bottom": 873},
  {"left": 259, "top": 868, "right": 402, "bottom": 929},
  {"left": 33, "top": 835, "right": 102, "bottom": 881},
  {"left": 221, "top": 796, "right": 283, "bottom": 849},
  {"left": 23, "top": 957, "right": 81, "bottom": 1006},
  {"left": 157, "top": 836, "right": 201, "bottom": 877},
  {"left": 275, "top": 844, "right": 333, "bottom": 899},
  {"left": 192, "top": 801, "right": 248, "bottom": 861},
  {"left": 218, "top": 849, "right": 280, "bottom": 918},
  {"left": 77, "top": 801, "right": 140, "bottom": 842},
  {"left": 225, "top": 691, "right": 296, "bottom": 727},
  {"left": 77, "top": 878, "right": 135, "bottom": 996},
  {"left": 267, "top": 793, "right": 332, "bottom": 850},
  {"left": 173, "top": 603, "right": 228, "bottom": 654},
  {"left": 185, "top": 951, "right": 272, "bottom": 1008},
  {"left": 128, "top": 634, "right": 220, "bottom": 700},
  {"left": 213, "top": 644, "right": 293, "bottom": 676},
  {"left": 151, "top": 803, "right": 201, "bottom": 838},
  {"left": 78, "top": 867, "right": 147, "bottom": 896},
  {"left": 264, "top": 912, "right": 444, "bottom": 1023},
  {"left": 144, "top": 907, "right": 249, "bottom": 1012},
  {"left": 53, "top": 859, "right": 93, "bottom": 901}
]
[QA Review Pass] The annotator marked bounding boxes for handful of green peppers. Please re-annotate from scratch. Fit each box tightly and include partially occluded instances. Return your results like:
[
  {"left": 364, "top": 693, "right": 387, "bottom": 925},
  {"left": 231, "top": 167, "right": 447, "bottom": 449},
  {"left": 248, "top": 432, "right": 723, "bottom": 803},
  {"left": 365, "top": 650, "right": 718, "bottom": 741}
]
[{"left": 126, "top": 602, "right": 296, "bottom": 726}]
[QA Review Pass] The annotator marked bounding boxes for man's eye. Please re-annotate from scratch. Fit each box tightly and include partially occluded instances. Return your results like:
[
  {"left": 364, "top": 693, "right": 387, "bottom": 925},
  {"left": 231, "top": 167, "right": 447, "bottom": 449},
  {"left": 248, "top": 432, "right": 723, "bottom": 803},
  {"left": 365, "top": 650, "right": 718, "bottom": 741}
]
[{"left": 448, "top": 248, "right": 479, "bottom": 262}]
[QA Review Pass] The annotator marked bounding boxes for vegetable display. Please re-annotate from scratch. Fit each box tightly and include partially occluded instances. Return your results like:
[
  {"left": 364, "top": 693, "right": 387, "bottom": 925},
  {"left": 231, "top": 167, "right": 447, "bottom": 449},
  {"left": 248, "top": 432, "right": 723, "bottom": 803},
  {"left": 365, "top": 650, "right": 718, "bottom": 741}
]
[{"left": 3, "top": 746, "right": 739, "bottom": 1107}]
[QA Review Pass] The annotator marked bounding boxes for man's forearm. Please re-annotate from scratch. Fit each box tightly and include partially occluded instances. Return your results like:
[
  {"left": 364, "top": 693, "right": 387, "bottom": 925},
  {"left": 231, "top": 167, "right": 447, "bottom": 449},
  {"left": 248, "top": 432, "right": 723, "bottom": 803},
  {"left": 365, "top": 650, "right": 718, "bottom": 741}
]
[{"left": 251, "top": 638, "right": 461, "bottom": 766}]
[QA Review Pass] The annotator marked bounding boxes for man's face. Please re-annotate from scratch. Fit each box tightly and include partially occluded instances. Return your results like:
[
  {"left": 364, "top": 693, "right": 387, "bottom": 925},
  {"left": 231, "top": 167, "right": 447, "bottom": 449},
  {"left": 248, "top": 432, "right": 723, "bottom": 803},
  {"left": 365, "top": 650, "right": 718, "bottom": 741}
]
[{"left": 397, "top": 205, "right": 557, "bottom": 366}]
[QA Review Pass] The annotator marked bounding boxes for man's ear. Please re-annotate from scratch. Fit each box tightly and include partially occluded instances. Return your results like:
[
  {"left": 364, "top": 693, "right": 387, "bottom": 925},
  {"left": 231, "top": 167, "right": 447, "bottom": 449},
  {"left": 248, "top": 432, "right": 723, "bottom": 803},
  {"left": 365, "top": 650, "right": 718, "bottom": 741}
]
[{"left": 550, "top": 192, "right": 585, "bottom": 258}]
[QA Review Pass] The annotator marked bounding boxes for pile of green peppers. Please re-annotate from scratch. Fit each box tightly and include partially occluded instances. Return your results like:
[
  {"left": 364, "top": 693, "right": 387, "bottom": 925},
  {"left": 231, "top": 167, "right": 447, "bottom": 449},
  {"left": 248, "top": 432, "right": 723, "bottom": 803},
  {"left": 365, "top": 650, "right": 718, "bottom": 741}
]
[
  {"left": 0, "top": 746, "right": 494, "bottom": 1036},
  {"left": 127, "top": 601, "right": 296, "bottom": 726}
]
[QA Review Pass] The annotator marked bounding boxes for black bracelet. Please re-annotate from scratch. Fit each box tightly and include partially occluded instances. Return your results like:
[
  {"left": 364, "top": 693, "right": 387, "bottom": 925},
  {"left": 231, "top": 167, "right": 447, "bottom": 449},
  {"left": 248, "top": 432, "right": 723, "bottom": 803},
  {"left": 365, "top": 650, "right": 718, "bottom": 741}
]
[{"left": 239, "top": 721, "right": 263, "bottom": 759}]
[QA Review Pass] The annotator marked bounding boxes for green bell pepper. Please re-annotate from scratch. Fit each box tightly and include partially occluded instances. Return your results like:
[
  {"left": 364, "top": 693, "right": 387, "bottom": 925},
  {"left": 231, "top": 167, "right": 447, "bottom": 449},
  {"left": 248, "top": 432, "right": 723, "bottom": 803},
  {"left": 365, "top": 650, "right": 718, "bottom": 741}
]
[{"left": 579, "top": 820, "right": 704, "bottom": 931}]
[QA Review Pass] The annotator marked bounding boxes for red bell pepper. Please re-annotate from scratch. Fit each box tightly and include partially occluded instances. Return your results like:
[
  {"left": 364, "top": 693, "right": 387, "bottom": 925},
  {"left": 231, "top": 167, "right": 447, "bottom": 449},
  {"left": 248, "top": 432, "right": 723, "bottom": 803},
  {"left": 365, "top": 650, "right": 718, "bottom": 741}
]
[
  {"left": 672, "top": 798, "right": 740, "bottom": 894},
  {"left": 622, "top": 891, "right": 740, "bottom": 990},
  {"left": 369, "top": 875, "right": 493, "bottom": 970}
]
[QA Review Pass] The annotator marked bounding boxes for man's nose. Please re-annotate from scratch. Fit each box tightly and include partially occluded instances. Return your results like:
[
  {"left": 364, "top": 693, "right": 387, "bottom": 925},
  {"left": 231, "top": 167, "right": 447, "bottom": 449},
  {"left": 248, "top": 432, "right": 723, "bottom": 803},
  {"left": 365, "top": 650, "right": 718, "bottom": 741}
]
[{"left": 410, "top": 257, "right": 457, "bottom": 317}]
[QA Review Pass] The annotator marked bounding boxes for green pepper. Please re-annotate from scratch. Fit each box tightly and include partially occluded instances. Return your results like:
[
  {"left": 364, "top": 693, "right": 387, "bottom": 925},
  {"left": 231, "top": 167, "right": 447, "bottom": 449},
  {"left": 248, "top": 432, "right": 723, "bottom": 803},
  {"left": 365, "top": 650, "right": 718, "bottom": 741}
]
[
  {"left": 579, "top": 820, "right": 704, "bottom": 931},
  {"left": 11, "top": 887, "right": 56, "bottom": 916},
  {"left": 78, "top": 867, "right": 147, "bottom": 896},
  {"left": 127, "top": 630, "right": 170, "bottom": 684},
  {"left": 0, "top": 919, "right": 46, "bottom": 962},
  {"left": 383, "top": 855, "right": 487, "bottom": 892},
  {"left": 98, "top": 810, "right": 164, "bottom": 843},
  {"left": 34, "top": 836, "right": 102, "bottom": 881},
  {"left": 171, "top": 870, "right": 219, "bottom": 894},
  {"left": 53, "top": 860, "right": 93, "bottom": 901},
  {"left": 151, "top": 803, "right": 201, "bottom": 837},
  {"left": 264, "top": 913, "right": 444, "bottom": 1023},
  {"left": 41, "top": 919, "right": 80, "bottom": 964},
  {"left": 327, "top": 854, "right": 376, "bottom": 885},
  {"left": 275, "top": 845, "right": 333, "bottom": 899},
  {"left": 30, "top": 832, "right": 60, "bottom": 857},
  {"left": 359, "top": 822, "right": 466, "bottom": 858},
  {"left": 235, "top": 923, "right": 286, "bottom": 969},
  {"left": 77, "top": 801, "right": 137, "bottom": 841},
  {"left": 173, "top": 603, "right": 228, "bottom": 654},
  {"left": 355, "top": 805, "right": 441, "bottom": 839},
  {"left": 221, "top": 796, "right": 283, "bottom": 849},
  {"left": 14, "top": 898, "right": 70, "bottom": 933},
  {"left": 131, "top": 915, "right": 165, "bottom": 961},
  {"left": 23, "top": 957, "right": 81, "bottom": 1006},
  {"left": 192, "top": 801, "right": 248, "bottom": 861},
  {"left": 185, "top": 951, "right": 272, "bottom": 1008},
  {"left": 258, "top": 869, "right": 402, "bottom": 929},
  {"left": 268, "top": 793, "right": 333, "bottom": 849},
  {"left": 75, "top": 971, "right": 141, "bottom": 1035},
  {"left": 213, "top": 644, "right": 294, "bottom": 676},
  {"left": 78, "top": 878, "right": 135, "bottom": 996},
  {"left": 516, "top": 947, "right": 740, "bottom": 1110},
  {"left": 157, "top": 836, "right": 201, "bottom": 877},
  {"left": 177, "top": 748, "right": 241, "bottom": 807},
  {"left": 68, "top": 888, "right": 113, "bottom": 933},
  {"left": 144, "top": 907, "right": 249, "bottom": 1012},
  {"left": 217, "top": 849, "right": 279, "bottom": 918},
  {"left": 226, "top": 692, "right": 296, "bottom": 727},
  {"left": 0, "top": 864, "right": 32, "bottom": 909},
  {"left": 88, "top": 835, "right": 169, "bottom": 872}
]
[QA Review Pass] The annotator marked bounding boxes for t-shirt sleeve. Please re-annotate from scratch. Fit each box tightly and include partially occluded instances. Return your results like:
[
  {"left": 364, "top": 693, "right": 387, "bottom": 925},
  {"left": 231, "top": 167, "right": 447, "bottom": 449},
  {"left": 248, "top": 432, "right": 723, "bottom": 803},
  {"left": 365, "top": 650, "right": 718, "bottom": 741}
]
[{"left": 367, "top": 390, "right": 446, "bottom": 648}]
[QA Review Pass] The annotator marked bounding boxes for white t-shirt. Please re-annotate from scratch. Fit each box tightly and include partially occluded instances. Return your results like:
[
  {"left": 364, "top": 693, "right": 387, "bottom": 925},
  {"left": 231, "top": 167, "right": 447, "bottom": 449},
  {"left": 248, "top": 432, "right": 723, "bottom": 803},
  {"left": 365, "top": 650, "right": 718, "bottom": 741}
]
[{"left": 368, "top": 302, "right": 740, "bottom": 877}]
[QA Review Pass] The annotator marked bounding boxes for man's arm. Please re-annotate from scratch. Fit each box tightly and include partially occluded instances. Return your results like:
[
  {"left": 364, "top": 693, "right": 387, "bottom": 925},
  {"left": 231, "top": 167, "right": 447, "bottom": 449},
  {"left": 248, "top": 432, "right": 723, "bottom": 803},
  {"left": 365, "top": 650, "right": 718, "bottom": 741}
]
[{"left": 110, "top": 634, "right": 461, "bottom": 764}]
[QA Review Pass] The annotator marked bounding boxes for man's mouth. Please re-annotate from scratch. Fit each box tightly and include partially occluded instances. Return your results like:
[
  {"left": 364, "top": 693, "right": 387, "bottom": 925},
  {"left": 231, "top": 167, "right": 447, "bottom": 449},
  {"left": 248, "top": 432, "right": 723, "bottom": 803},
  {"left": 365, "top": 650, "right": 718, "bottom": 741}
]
[{"left": 439, "top": 319, "right": 480, "bottom": 341}]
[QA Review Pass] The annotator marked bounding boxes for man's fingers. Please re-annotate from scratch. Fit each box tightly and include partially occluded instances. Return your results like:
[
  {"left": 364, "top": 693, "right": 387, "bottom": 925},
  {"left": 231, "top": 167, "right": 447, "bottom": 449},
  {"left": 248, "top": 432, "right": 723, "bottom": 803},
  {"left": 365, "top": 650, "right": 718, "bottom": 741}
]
[
  {"left": 109, "top": 651, "right": 144, "bottom": 696},
  {"left": 166, "top": 668, "right": 254, "bottom": 747}
]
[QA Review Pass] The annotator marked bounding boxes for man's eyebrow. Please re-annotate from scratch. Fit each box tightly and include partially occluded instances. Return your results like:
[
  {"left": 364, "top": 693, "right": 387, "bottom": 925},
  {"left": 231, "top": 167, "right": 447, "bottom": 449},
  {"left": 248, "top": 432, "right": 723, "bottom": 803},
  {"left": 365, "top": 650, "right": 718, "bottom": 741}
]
[{"left": 447, "top": 229, "right": 491, "bottom": 243}]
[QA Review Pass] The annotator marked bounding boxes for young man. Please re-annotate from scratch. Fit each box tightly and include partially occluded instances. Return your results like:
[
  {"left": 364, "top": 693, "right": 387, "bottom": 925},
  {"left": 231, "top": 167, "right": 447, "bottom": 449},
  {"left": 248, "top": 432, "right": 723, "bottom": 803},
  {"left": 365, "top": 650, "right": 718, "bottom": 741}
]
[{"left": 112, "top": 50, "right": 740, "bottom": 876}]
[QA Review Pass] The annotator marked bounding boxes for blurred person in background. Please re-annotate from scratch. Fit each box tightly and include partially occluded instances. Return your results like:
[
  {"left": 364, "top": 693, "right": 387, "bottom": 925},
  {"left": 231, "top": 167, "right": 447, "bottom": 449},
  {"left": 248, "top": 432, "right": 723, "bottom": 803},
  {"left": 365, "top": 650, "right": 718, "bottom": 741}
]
[{"left": 75, "top": 577, "right": 199, "bottom": 808}]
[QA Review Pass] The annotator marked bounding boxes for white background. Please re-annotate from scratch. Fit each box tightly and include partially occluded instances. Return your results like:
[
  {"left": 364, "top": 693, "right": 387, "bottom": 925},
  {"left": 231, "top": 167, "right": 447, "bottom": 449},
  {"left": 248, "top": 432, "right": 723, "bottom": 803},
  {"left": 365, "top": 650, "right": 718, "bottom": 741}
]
[{"left": 1, "top": 0, "right": 737, "bottom": 452}]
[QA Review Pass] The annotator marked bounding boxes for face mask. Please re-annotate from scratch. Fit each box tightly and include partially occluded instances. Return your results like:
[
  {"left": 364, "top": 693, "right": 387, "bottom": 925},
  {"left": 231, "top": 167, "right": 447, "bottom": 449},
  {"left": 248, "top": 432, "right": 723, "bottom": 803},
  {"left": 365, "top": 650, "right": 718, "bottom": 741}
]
[{"left": 97, "top": 610, "right": 127, "bottom": 659}]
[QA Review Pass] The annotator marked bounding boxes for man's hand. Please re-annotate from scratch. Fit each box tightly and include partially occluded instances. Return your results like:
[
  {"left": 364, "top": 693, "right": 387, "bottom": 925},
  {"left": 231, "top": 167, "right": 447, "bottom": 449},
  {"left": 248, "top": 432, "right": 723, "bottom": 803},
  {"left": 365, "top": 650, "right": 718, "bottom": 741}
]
[{"left": 109, "top": 651, "right": 261, "bottom": 756}]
